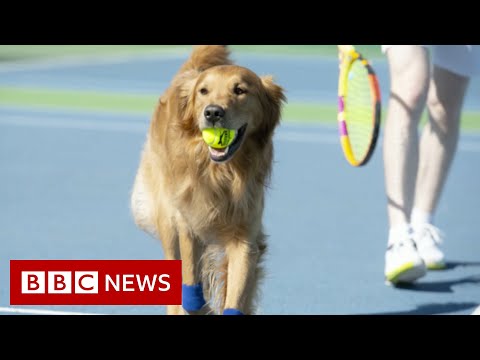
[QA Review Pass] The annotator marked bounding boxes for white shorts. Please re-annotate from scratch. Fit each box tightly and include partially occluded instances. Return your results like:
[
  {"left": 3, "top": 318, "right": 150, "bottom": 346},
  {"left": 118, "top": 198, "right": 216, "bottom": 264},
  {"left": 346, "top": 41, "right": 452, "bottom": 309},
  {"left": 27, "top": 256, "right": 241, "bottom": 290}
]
[{"left": 381, "top": 45, "right": 480, "bottom": 77}]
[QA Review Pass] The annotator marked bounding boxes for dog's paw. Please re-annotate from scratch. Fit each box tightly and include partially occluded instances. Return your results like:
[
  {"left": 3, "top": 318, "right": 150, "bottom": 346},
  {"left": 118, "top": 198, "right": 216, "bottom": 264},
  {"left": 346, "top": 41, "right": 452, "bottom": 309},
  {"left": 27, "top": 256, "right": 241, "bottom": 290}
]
[
  {"left": 185, "top": 304, "right": 213, "bottom": 315},
  {"left": 182, "top": 283, "right": 207, "bottom": 312},
  {"left": 223, "top": 308, "right": 244, "bottom": 315}
]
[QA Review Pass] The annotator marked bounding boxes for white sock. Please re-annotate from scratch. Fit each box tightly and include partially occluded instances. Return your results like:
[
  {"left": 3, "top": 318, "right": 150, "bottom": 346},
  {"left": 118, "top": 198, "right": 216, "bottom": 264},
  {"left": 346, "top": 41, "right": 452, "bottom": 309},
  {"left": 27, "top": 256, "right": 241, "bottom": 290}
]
[
  {"left": 388, "top": 223, "right": 411, "bottom": 246},
  {"left": 411, "top": 207, "right": 434, "bottom": 226}
]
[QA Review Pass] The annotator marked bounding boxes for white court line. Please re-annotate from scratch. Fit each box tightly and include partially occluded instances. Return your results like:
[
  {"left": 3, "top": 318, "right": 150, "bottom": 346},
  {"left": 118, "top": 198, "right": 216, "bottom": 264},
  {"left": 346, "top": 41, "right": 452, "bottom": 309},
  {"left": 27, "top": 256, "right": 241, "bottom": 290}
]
[
  {"left": 277, "top": 132, "right": 480, "bottom": 153},
  {"left": 0, "top": 306, "right": 104, "bottom": 315},
  {"left": 276, "top": 131, "right": 338, "bottom": 145},
  {"left": 1, "top": 115, "right": 480, "bottom": 152},
  {"left": 0, "top": 115, "right": 147, "bottom": 134},
  {"left": 0, "top": 51, "right": 189, "bottom": 74},
  {"left": 0, "top": 116, "right": 340, "bottom": 142},
  {"left": 0, "top": 49, "right": 339, "bottom": 74}
]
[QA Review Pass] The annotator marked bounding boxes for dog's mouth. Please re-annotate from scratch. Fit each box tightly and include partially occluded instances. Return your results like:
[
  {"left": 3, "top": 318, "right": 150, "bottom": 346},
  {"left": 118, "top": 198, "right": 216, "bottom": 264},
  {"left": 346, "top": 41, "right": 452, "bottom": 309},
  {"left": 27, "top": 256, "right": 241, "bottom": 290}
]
[{"left": 208, "top": 124, "right": 247, "bottom": 163}]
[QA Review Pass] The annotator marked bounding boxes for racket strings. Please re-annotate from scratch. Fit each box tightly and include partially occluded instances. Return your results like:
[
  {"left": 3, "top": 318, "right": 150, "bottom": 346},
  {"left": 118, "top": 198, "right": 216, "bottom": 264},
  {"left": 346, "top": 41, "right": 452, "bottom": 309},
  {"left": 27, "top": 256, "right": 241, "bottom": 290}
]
[{"left": 344, "top": 61, "right": 375, "bottom": 161}]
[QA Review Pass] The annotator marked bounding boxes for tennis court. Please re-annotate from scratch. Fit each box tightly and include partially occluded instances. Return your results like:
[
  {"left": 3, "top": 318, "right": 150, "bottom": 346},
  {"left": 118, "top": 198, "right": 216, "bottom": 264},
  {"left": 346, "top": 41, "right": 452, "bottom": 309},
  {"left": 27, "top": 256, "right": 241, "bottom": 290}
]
[{"left": 1, "top": 46, "right": 479, "bottom": 315}]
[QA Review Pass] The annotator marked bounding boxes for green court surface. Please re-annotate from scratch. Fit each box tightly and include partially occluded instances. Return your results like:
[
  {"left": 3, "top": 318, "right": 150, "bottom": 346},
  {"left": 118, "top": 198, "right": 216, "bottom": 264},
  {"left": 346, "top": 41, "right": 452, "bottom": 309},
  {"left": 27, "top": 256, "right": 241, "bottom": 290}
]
[
  {"left": 0, "top": 45, "right": 383, "bottom": 61},
  {"left": 1, "top": 45, "right": 478, "bottom": 130},
  {"left": 1, "top": 86, "right": 479, "bottom": 131}
]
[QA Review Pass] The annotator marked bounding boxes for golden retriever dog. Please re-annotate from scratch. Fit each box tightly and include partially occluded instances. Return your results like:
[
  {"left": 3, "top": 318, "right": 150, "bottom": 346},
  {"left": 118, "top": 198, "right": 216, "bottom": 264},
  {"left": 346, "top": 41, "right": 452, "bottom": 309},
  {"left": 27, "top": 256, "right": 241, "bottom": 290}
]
[{"left": 130, "top": 45, "right": 285, "bottom": 315}]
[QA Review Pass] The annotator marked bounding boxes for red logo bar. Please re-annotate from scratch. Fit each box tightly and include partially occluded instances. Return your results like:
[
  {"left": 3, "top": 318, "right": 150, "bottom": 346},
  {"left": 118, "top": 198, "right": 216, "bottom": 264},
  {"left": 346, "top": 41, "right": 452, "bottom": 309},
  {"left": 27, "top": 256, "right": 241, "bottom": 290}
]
[{"left": 10, "top": 260, "right": 182, "bottom": 305}]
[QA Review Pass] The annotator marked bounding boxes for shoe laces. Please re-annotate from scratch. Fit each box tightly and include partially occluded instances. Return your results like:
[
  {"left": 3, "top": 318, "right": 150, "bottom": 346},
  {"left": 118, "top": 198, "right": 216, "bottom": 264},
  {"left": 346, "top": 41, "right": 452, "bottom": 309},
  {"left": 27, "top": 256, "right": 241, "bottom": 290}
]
[
  {"left": 416, "top": 223, "right": 444, "bottom": 246},
  {"left": 387, "top": 234, "right": 416, "bottom": 250}
]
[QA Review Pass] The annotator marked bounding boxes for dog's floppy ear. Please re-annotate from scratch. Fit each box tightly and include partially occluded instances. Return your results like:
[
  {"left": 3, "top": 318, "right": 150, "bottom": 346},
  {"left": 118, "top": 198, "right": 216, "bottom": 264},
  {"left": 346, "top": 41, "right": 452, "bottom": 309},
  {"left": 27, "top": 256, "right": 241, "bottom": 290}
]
[
  {"left": 258, "top": 75, "right": 286, "bottom": 144},
  {"left": 171, "top": 70, "right": 200, "bottom": 127}
]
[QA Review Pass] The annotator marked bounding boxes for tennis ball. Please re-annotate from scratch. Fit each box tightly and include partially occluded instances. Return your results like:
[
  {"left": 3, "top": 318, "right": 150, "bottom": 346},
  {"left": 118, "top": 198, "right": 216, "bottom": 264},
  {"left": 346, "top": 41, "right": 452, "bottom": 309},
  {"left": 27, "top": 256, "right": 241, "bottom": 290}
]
[{"left": 202, "top": 128, "right": 236, "bottom": 149}]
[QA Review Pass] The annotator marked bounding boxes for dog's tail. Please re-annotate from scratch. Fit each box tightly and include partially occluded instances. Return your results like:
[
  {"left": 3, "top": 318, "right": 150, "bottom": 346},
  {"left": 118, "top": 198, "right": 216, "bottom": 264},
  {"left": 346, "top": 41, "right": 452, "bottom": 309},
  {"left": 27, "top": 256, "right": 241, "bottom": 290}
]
[{"left": 178, "top": 45, "right": 232, "bottom": 74}]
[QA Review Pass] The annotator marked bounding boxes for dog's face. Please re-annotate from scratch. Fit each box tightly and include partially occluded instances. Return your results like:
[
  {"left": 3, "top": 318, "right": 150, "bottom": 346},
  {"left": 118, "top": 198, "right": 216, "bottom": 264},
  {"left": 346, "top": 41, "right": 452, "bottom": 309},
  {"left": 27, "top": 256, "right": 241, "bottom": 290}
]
[{"left": 182, "top": 65, "right": 285, "bottom": 163}]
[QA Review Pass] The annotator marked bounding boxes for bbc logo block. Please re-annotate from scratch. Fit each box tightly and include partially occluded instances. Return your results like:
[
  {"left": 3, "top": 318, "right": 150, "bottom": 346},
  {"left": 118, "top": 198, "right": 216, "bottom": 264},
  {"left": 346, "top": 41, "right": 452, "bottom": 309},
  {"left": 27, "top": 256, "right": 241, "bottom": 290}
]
[
  {"left": 10, "top": 260, "right": 181, "bottom": 305},
  {"left": 21, "top": 271, "right": 99, "bottom": 294}
]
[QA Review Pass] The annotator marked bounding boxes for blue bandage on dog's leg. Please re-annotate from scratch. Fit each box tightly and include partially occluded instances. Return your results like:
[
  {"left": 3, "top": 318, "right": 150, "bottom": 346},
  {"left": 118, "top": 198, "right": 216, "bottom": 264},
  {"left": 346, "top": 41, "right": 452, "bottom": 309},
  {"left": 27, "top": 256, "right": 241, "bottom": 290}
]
[
  {"left": 223, "top": 308, "right": 244, "bottom": 315},
  {"left": 182, "top": 283, "right": 206, "bottom": 312}
]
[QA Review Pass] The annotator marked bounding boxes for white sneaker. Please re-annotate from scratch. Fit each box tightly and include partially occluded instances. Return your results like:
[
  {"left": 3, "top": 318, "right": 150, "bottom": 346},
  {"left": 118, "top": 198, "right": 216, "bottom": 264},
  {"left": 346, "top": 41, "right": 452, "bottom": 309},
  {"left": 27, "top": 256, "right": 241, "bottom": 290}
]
[
  {"left": 385, "top": 234, "right": 427, "bottom": 285},
  {"left": 412, "top": 223, "right": 446, "bottom": 270}
]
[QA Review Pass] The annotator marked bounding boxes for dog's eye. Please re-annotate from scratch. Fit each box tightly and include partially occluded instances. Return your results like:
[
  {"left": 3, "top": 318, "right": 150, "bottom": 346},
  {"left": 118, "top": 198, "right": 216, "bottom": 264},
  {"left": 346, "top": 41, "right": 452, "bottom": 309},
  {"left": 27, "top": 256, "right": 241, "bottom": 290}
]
[
  {"left": 234, "top": 86, "right": 246, "bottom": 95},
  {"left": 199, "top": 88, "right": 209, "bottom": 95}
]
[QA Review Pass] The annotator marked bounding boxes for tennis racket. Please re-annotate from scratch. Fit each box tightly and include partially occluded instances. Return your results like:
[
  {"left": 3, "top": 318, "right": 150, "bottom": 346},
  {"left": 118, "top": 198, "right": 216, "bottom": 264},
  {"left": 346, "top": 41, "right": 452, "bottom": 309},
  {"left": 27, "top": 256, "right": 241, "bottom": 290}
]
[{"left": 337, "top": 45, "right": 381, "bottom": 167}]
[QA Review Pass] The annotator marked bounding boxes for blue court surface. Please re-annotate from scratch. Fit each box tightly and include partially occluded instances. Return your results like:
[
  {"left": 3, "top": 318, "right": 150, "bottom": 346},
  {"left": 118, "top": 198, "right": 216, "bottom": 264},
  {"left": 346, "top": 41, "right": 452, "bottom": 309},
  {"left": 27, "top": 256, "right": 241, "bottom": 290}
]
[{"left": 1, "top": 50, "right": 479, "bottom": 315}]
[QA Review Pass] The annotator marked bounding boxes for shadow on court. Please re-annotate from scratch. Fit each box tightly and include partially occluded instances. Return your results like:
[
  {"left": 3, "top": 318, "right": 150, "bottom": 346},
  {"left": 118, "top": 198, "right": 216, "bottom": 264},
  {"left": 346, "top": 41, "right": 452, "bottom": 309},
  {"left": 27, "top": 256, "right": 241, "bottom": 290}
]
[
  {"left": 364, "top": 302, "right": 478, "bottom": 315},
  {"left": 394, "top": 274, "right": 480, "bottom": 293},
  {"left": 444, "top": 260, "right": 480, "bottom": 270}
]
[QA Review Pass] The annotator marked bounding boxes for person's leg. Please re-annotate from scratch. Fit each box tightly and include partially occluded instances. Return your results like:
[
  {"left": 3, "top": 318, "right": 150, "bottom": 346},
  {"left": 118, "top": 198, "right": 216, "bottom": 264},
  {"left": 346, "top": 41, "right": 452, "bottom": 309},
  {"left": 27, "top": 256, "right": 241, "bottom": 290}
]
[
  {"left": 383, "top": 45, "right": 430, "bottom": 284},
  {"left": 415, "top": 66, "right": 469, "bottom": 213},
  {"left": 411, "top": 64, "right": 470, "bottom": 268},
  {"left": 383, "top": 45, "right": 430, "bottom": 229}
]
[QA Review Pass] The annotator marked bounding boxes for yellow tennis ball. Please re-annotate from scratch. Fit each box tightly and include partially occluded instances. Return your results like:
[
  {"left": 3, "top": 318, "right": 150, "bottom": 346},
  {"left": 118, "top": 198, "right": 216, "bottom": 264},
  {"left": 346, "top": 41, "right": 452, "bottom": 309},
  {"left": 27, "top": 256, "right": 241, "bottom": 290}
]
[{"left": 202, "top": 128, "right": 236, "bottom": 149}]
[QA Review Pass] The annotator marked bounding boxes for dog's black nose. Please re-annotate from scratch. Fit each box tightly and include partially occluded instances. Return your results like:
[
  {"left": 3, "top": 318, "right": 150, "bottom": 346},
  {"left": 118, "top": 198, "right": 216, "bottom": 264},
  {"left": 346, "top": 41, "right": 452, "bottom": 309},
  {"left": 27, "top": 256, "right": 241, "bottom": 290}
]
[{"left": 204, "top": 105, "right": 225, "bottom": 123}]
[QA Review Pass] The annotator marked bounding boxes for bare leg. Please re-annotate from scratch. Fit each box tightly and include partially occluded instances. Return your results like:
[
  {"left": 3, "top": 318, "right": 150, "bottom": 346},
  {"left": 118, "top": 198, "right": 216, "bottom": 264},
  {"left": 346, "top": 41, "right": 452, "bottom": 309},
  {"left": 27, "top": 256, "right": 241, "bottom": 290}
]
[
  {"left": 414, "top": 66, "right": 469, "bottom": 214},
  {"left": 383, "top": 46, "right": 431, "bottom": 228}
]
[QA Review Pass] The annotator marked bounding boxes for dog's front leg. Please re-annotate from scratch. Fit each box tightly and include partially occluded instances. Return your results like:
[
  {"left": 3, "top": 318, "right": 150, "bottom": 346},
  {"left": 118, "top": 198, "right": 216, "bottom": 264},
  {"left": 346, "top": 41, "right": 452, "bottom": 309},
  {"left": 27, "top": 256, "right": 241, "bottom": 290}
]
[
  {"left": 178, "top": 220, "right": 211, "bottom": 315},
  {"left": 223, "top": 239, "right": 259, "bottom": 315}
]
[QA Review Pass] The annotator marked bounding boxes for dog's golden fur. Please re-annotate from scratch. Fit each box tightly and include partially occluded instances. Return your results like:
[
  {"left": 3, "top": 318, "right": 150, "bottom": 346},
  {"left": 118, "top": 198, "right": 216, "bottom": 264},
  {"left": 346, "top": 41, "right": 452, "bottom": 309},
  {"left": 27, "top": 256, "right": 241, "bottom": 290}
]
[{"left": 130, "top": 45, "right": 285, "bottom": 315}]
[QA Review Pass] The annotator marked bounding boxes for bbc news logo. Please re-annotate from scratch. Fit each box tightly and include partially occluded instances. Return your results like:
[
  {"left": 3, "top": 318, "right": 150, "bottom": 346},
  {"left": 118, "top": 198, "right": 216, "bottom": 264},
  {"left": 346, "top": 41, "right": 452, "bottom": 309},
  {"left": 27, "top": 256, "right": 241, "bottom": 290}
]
[
  {"left": 10, "top": 260, "right": 181, "bottom": 305},
  {"left": 21, "top": 271, "right": 100, "bottom": 294}
]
